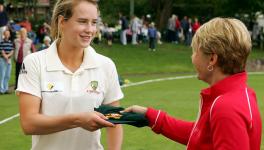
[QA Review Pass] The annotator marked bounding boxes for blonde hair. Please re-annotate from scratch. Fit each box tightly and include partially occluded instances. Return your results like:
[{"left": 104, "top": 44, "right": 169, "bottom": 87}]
[
  {"left": 51, "top": 0, "right": 98, "bottom": 40},
  {"left": 19, "top": 28, "right": 28, "bottom": 39},
  {"left": 191, "top": 17, "right": 251, "bottom": 75}
]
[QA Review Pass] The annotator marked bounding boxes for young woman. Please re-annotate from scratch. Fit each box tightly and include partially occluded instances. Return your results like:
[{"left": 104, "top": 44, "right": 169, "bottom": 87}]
[
  {"left": 124, "top": 17, "right": 262, "bottom": 149},
  {"left": 17, "top": 0, "right": 123, "bottom": 150},
  {"left": 14, "top": 28, "right": 35, "bottom": 89}
]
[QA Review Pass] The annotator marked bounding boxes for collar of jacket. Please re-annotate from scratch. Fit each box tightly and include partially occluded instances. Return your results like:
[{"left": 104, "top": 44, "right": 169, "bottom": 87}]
[{"left": 200, "top": 71, "right": 247, "bottom": 103}]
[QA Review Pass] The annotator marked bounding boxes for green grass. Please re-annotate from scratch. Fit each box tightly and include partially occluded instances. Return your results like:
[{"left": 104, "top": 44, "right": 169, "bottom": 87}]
[
  {"left": 7, "top": 43, "right": 264, "bottom": 85},
  {"left": 0, "top": 94, "right": 19, "bottom": 120},
  {"left": 1, "top": 43, "right": 264, "bottom": 149},
  {"left": 93, "top": 43, "right": 195, "bottom": 75},
  {"left": 1, "top": 74, "right": 264, "bottom": 149}
]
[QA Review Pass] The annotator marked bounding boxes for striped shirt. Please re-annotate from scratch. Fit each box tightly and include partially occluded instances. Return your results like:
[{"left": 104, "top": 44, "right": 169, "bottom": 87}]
[{"left": 0, "top": 40, "right": 14, "bottom": 57}]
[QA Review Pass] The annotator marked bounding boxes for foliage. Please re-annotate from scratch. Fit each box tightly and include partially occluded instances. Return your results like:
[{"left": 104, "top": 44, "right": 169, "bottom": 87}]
[
  {"left": 98, "top": 0, "right": 151, "bottom": 26},
  {"left": 98, "top": 0, "right": 264, "bottom": 30},
  {"left": 7, "top": 0, "right": 264, "bottom": 30}
]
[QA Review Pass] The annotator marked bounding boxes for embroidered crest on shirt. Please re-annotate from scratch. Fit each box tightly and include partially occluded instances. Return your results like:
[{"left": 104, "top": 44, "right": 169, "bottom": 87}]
[
  {"left": 19, "top": 63, "right": 27, "bottom": 74},
  {"left": 47, "top": 83, "right": 54, "bottom": 90},
  {"left": 91, "top": 81, "right": 98, "bottom": 91},
  {"left": 41, "top": 82, "right": 63, "bottom": 93},
  {"left": 87, "top": 81, "right": 100, "bottom": 94}
]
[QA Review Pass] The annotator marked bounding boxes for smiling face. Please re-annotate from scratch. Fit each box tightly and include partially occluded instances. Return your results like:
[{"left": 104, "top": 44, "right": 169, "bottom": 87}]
[
  {"left": 59, "top": 1, "right": 98, "bottom": 49},
  {"left": 3, "top": 30, "right": 10, "bottom": 40}
]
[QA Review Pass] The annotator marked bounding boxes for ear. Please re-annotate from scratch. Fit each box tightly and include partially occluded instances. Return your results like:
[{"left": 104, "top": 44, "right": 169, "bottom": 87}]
[
  {"left": 58, "top": 15, "right": 65, "bottom": 30},
  {"left": 209, "top": 53, "right": 218, "bottom": 66}
]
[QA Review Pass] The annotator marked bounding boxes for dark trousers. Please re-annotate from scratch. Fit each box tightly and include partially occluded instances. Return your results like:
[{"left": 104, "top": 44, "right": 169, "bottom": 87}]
[
  {"left": 149, "top": 37, "right": 156, "bottom": 49},
  {"left": 15, "top": 62, "right": 22, "bottom": 89},
  {"left": 167, "top": 30, "right": 175, "bottom": 42}
]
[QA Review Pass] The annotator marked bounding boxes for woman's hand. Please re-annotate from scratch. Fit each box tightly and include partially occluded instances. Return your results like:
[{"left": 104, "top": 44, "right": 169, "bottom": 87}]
[
  {"left": 122, "top": 105, "right": 147, "bottom": 115},
  {"left": 78, "top": 111, "right": 115, "bottom": 132}
]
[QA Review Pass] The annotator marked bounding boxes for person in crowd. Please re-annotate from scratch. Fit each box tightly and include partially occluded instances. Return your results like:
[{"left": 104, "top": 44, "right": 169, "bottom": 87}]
[
  {"left": 141, "top": 23, "right": 148, "bottom": 43},
  {"left": 103, "top": 23, "right": 114, "bottom": 46},
  {"left": 14, "top": 28, "right": 36, "bottom": 89},
  {"left": 167, "top": 14, "right": 176, "bottom": 43},
  {"left": 124, "top": 17, "right": 262, "bottom": 150},
  {"left": 38, "top": 35, "right": 51, "bottom": 51},
  {"left": 18, "top": 17, "right": 35, "bottom": 40},
  {"left": 8, "top": 20, "right": 21, "bottom": 41},
  {"left": 175, "top": 15, "right": 181, "bottom": 44},
  {"left": 0, "top": 30, "right": 14, "bottom": 94},
  {"left": 156, "top": 31, "right": 162, "bottom": 45},
  {"left": 148, "top": 22, "right": 157, "bottom": 51},
  {"left": 0, "top": 2, "right": 8, "bottom": 42},
  {"left": 181, "top": 16, "right": 189, "bottom": 45},
  {"left": 37, "top": 22, "right": 51, "bottom": 44},
  {"left": 131, "top": 15, "right": 139, "bottom": 45},
  {"left": 137, "top": 15, "right": 144, "bottom": 44},
  {"left": 18, "top": 17, "right": 32, "bottom": 33},
  {"left": 192, "top": 17, "right": 200, "bottom": 35},
  {"left": 119, "top": 12, "right": 128, "bottom": 45},
  {"left": 17, "top": 0, "right": 123, "bottom": 150},
  {"left": 186, "top": 18, "right": 193, "bottom": 45}
]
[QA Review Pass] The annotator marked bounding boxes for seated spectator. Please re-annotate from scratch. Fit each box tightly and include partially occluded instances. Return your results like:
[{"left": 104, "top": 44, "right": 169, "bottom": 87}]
[
  {"left": 141, "top": 24, "right": 148, "bottom": 43},
  {"left": 157, "top": 31, "right": 162, "bottom": 45},
  {"left": 38, "top": 36, "right": 51, "bottom": 51}
]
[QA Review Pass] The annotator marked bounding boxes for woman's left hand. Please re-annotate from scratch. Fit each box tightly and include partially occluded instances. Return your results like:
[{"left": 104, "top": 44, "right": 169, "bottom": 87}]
[{"left": 122, "top": 105, "right": 147, "bottom": 115}]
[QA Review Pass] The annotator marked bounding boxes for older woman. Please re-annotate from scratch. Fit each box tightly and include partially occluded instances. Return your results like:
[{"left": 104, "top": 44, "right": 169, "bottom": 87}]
[
  {"left": 124, "top": 18, "right": 262, "bottom": 149},
  {"left": 14, "top": 27, "right": 35, "bottom": 89}
]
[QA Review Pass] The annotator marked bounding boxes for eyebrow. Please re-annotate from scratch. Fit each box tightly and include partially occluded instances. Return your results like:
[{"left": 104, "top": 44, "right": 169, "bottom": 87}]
[{"left": 76, "top": 18, "right": 98, "bottom": 21}]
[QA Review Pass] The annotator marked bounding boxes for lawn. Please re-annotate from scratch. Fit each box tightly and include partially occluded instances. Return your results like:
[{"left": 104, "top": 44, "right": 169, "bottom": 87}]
[
  {"left": 7, "top": 43, "right": 264, "bottom": 85},
  {"left": 0, "top": 43, "right": 264, "bottom": 149}
]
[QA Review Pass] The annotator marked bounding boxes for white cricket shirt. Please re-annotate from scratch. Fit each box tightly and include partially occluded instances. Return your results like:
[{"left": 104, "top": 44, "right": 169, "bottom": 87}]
[{"left": 17, "top": 41, "right": 124, "bottom": 150}]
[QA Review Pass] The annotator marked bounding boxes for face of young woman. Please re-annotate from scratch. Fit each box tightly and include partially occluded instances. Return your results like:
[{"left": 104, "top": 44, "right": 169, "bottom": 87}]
[
  {"left": 191, "top": 49, "right": 212, "bottom": 83},
  {"left": 61, "top": 1, "right": 98, "bottom": 49}
]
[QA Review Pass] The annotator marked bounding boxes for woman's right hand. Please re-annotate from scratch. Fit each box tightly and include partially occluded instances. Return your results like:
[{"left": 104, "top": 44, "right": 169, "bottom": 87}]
[
  {"left": 122, "top": 105, "right": 147, "bottom": 115},
  {"left": 78, "top": 111, "right": 115, "bottom": 132}
]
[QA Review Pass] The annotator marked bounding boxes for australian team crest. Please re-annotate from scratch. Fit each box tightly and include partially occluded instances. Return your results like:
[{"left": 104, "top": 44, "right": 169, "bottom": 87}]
[
  {"left": 90, "top": 81, "right": 98, "bottom": 91},
  {"left": 87, "top": 80, "right": 100, "bottom": 94},
  {"left": 41, "top": 82, "right": 63, "bottom": 93},
  {"left": 47, "top": 83, "right": 54, "bottom": 90}
]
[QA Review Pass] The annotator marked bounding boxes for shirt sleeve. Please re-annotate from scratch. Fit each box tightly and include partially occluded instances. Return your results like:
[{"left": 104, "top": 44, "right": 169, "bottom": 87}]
[
  {"left": 146, "top": 108, "right": 195, "bottom": 145},
  {"left": 16, "top": 54, "right": 41, "bottom": 98},
  {"left": 103, "top": 60, "right": 124, "bottom": 104},
  {"left": 210, "top": 97, "right": 250, "bottom": 150}
]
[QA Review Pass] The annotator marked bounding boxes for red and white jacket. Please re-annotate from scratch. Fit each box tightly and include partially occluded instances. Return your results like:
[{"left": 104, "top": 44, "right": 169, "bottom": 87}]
[{"left": 145, "top": 72, "right": 262, "bottom": 150}]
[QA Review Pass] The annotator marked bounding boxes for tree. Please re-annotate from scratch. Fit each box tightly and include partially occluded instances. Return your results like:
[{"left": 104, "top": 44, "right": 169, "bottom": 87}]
[{"left": 148, "top": 0, "right": 173, "bottom": 30}]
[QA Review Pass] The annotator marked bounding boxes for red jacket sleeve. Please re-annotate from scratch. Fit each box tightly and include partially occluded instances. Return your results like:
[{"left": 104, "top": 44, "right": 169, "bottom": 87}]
[{"left": 145, "top": 107, "right": 195, "bottom": 145}]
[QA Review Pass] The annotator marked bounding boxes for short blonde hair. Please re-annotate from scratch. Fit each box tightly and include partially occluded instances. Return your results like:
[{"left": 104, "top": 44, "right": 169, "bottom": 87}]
[
  {"left": 51, "top": 0, "right": 98, "bottom": 40},
  {"left": 191, "top": 17, "right": 251, "bottom": 75},
  {"left": 19, "top": 28, "right": 27, "bottom": 37}
]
